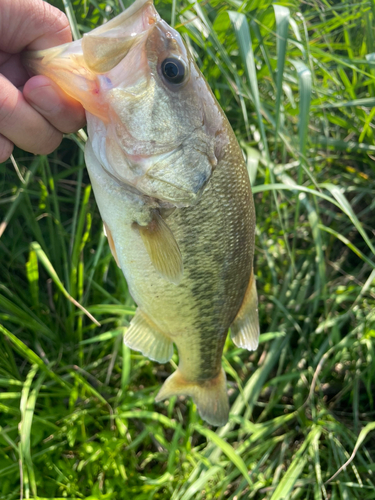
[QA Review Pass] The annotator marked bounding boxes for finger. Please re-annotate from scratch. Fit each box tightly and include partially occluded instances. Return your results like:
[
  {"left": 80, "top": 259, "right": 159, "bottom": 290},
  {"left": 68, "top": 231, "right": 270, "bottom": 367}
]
[
  {"left": 0, "top": 52, "right": 29, "bottom": 87},
  {"left": 23, "top": 76, "right": 86, "bottom": 134},
  {"left": 0, "top": 74, "right": 62, "bottom": 155},
  {"left": 0, "top": 133, "right": 14, "bottom": 163},
  {"left": 0, "top": 0, "right": 72, "bottom": 53}
]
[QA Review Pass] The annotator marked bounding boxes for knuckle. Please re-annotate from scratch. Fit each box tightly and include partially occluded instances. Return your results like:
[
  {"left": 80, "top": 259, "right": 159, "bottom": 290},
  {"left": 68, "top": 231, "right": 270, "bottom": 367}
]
[
  {"left": 41, "top": 3, "right": 71, "bottom": 41},
  {"left": 25, "top": 1, "right": 72, "bottom": 48}
]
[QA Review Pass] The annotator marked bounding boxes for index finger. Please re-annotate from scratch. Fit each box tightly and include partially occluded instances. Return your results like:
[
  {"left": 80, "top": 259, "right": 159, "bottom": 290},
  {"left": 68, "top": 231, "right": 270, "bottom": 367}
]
[{"left": 0, "top": 0, "right": 72, "bottom": 53}]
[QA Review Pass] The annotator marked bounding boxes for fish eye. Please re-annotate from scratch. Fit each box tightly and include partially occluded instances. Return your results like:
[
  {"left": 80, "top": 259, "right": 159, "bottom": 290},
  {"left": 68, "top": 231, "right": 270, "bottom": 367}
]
[{"left": 161, "top": 57, "right": 185, "bottom": 84}]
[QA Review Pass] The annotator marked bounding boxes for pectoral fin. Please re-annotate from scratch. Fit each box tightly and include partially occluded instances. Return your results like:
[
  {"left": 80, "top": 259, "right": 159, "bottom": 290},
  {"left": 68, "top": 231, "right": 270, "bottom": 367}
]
[
  {"left": 124, "top": 309, "right": 173, "bottom": 363},
  {"left": 135, "top": 211, "right": 183, "bottom": 285},
  {"left": 230, "top": 271, "right": 260, "bottom": 351}
]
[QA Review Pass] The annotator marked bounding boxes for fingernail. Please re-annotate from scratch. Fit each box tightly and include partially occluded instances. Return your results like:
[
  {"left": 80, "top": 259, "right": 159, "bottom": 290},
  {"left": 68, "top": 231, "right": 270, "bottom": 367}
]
[{"left": 26, "top": 84, "right": 61, "bottom": 114}]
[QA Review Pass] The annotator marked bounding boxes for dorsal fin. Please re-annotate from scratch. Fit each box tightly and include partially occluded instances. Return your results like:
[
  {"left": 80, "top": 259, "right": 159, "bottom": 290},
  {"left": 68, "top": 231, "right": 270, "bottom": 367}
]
[{"left": 230, "top": 271, "right": 260, "bottom": 351}]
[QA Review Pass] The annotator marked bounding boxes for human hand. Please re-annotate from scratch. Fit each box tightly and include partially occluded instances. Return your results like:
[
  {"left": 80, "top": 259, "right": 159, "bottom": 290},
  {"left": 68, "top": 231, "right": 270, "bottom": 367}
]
[{"left": 0, "top": 0, "right": 86, "bottom": 163}]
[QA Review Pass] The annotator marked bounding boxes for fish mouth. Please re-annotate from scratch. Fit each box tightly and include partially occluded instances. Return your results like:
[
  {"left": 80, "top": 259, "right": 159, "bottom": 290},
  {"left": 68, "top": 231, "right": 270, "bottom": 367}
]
[{"left": 22, "top": 0, "right": 160, "bottom": 118}]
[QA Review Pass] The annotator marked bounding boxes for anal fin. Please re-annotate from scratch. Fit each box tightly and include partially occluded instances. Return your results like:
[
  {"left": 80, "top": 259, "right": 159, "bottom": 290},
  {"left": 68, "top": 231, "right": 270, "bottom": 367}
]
[
  {"left": 230, "top": 271, "right": 259, "bottom": 351},
  {"left": 155, "top": 368, "right": 229, "bottom": 426},
  {"left": 124, "top": 309, "right": 173, "bottom": 363},
  {"left": 135, "top": 211, "right": 183, "bottom": 285}
]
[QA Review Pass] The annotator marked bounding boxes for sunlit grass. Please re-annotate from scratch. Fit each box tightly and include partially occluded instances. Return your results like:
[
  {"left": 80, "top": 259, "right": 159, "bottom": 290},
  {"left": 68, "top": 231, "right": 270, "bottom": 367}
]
[{"left": 1, "top": 0, "right": 375, "bottom": 498}]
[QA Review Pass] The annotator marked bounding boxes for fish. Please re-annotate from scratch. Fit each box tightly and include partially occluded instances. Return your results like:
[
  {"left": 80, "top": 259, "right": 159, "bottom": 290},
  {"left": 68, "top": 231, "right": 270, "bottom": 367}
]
[{"left": 23, "top": 0, "right": 260, "bottom": 426}]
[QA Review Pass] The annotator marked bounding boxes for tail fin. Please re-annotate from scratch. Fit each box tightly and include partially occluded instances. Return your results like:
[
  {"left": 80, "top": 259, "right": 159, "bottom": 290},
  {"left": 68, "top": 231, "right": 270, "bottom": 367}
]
[{"left": 155, "top": 368, "right": 229, "bottom": 426}]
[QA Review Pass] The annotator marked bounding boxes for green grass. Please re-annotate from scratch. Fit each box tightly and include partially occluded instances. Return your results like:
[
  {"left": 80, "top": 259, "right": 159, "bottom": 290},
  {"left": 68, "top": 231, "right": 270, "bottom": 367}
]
[{"left": 1, "top": 0, "right": 375, "bottom": 498}]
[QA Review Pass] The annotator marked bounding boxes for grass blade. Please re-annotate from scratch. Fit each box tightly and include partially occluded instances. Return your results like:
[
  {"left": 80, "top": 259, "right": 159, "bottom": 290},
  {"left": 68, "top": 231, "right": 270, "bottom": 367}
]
[
  {"left": 326, "top": 422, "right": 375, "bottom": 484},
  {"left": 228, "top": 10, "right": 269, "bottom": 160},
  {"left": 270, "top": 427, "right": 322, "bottom": 499},
  {"left": 274, "top": 5, "right": 290, "bottom": 146},
  {"left": 31, "top": 242, "right": 100, "bottom": 327},
  {"left": 193, "top": 424, "right": 252, "bottom": 488}
]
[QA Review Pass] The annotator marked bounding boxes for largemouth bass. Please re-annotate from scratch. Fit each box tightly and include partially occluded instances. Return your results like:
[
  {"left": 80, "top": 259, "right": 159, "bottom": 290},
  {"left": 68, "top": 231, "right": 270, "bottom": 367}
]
[{"left": 24, "top": 0, "right": 259, "bottom": 425}]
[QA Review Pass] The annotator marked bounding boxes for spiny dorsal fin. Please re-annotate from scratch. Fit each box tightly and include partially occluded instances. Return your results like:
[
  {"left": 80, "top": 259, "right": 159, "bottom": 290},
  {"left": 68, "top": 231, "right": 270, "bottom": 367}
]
[
  {"left": 230, "top": 271, "right": 259, "bottom": 351},
  {"left": 124, "top": 309, "right": 173, "bottom": 363},
  {"left": 135, "top": 211, "right": 183, "bottom": 285}
]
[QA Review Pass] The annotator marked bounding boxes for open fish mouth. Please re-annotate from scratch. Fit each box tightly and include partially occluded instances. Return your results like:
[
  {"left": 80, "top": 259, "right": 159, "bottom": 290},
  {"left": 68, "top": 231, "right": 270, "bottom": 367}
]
[{"left": 22, "top": 0, "right": 160, "bottom": 120}]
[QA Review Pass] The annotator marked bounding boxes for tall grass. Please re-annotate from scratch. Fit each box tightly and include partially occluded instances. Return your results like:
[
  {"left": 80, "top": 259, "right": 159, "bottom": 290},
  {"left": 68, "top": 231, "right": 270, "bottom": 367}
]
[{"left": 1, "top": 0, "right": 375, "bottom": 498}]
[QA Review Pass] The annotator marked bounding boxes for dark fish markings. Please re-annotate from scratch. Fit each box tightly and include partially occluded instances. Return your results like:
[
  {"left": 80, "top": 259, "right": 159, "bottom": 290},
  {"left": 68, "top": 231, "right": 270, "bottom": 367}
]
[{"left": 173, "top": 135, "right": 254, "bottom": 381}]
